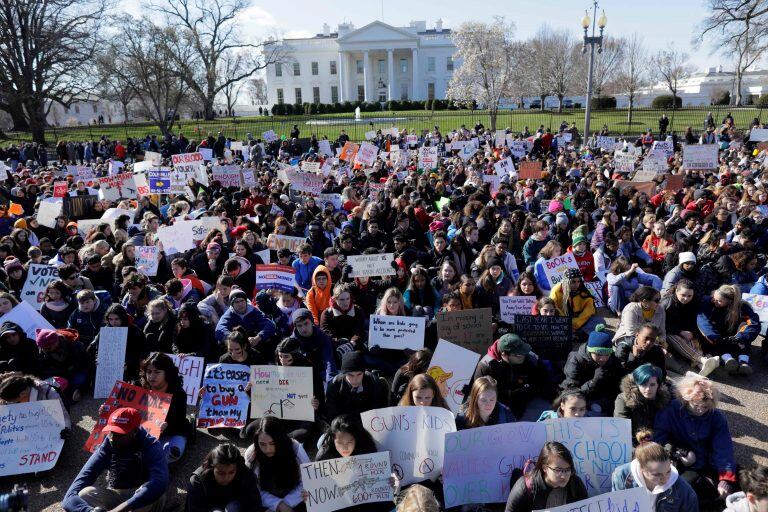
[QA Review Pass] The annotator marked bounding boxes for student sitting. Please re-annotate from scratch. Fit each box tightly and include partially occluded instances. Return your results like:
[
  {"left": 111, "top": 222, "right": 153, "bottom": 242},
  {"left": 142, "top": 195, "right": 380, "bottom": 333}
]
[{"left": 186, "top": 443, "right": 261, "bottom": 512}]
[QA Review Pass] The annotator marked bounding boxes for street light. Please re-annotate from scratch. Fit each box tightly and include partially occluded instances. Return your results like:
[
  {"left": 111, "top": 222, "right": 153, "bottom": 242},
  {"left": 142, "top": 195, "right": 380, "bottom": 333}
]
[{"left": 582, "top": 0, "right": 606, "bottom": 144}]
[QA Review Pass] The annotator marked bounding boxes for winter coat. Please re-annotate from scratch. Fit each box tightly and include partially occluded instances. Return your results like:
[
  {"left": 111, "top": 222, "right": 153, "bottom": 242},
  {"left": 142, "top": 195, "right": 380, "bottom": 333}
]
[
  {"left": 215, "top": 304, "right": 277, "bottom": 344},
  {"left": 286, "top": 325, "right": 337, "bottom": 383},
  {"left": 614, "top": 373, "right": 670, "bottom": 443},
  {"left": 614, "top": 339, "right": 667, "bottom": 380},
  {"left": 697, "top": 297, "right": 760, "bottom": 344},
  {"left": 504, "top": 470, "right": 587, "bottom": 512},
  {"left": 143, "top": 310, "right": 177, "bottom": 354},
  {"left": 0, "top": 332, "right": 40, "bottom": 375},
  {"left": 66, "top": 291, "right": 112, "bottom": 345},
  {"left": 561, "top": 343, "right": 625, "bottom": 403},
  {"left": 661, "top": 264, "right": 699, "bottom": 296},
  {"left": 245, "top": 439, "right": 309, "bottom": 511},
  {"left": 40, "top": 300, "right": 77, "bottom": 329},
  {"left": 567, "top": 245, "right": 597, "bottom": 282},
  {"left": 455, "top": 402, "right": 515, "bottom": 430},
  {"left": 305, "top": 265, "right": 333, "bottom": 324},
  {"left": 325, "top": 371, "right": 388, "bottom": 420},
  {"left": 185, "top": 464, "right": 261, "bottom": 512},
  {"left": 642, "top": 233, "right": 673, "bottom": 262},
  {"left": 661, "top": 295, "right": 700, "bottom": 336},
  {"left": 606, "top": 269, "right": 662, "bottom": 314},
  {"left": 550, "top": 283, "right": 596, "bottom": 331},
  {"left": 613, "top": 302, "right": 666, "bottom": 341},
  {"left": 611, "top": 460, "right": 698, "bottom": 512},
  {"left": 319, "top": 305, "right": 367, "bottom": 346}
]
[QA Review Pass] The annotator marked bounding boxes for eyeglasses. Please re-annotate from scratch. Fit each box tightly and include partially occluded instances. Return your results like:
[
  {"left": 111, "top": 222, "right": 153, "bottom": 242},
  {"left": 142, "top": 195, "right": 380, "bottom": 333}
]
[{"left": 547, "top": 466, "right": 573, "bottom": 476}]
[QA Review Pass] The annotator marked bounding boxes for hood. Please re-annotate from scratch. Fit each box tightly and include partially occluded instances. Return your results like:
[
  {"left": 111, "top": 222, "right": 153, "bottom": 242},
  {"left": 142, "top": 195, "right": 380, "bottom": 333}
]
[
  {"left": 619, "top": 373, "right": 670, "bottom": 409},
  {"left": 630, "top": 459, "right": 678, "bottom": 495},
  {"left": 312, "top": 265, "right": 332, "bottom": 290},
  {"left": 487, "top": 339, "right": 502, "bottom": 360},
  {"left": 725, "top": 492, "right": 751, "bottom": 512}
]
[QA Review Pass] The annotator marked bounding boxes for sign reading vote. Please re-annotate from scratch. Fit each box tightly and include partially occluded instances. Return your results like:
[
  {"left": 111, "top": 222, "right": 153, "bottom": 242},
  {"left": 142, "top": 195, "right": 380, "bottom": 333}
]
[
  {"left": 369, "top": 315, "right": 425, "bottom": 351},
  {"left": 20, "top": 264, "right": 59, "bottom": 310},
  {"left": 0, "top": 400, "right": 66, "bottom": 476},
  {"left": 362, "top": 406, "right": 456, "bottom": 486},
  {"left": 197, "top": 363, "right": 250, "bottom": 429},
  {"left": 301, "top": 452, "right": 393, "bottom": 512},
  {"left": 250, "top": 365, "right": 314, "bottom": 421}
]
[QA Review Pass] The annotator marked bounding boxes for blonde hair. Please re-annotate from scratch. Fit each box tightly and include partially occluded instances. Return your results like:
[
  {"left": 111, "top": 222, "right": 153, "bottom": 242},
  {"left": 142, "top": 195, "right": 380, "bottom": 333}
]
[
  {"left": 377, "top": 288, "right": 405, "bottom": 316},
  {"left": 676, "top": 375, "right": 719, "bottom": 407},
  {"left": 396, "top": 484, "right": 440, "bottom": 512},
  {"left": 635, "top": 441, "right": 669, "bottom": 467},
  {"left": 146, "top": 297, "right": 171, "bottom": 318},
  {"left": 713, "top": 284, "right": 743, "bottom": 332},
  {"left": 464, "top": 376, "right": 497, "bottom": 428},
  {"left": 538, "top": 240, "right": 562, "bottom": 260}
]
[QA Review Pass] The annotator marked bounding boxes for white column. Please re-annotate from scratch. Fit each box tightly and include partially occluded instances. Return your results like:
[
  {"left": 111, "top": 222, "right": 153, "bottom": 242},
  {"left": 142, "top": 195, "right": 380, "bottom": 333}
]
[
  {"left": 387, "top": 49, "right": 395, "bottom": 101},
  {"left": 411, "top": 47, "right": 419, "bottom": 100},
  {"left": 363, "top": 50, "right": 371, "bottom": 102},
  {"left": 337, "top": 51, "right": 345, "bottom": 102}
]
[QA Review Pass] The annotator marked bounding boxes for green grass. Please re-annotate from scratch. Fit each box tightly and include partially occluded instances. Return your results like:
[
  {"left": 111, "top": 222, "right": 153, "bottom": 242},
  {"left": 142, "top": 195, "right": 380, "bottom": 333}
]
[{"left": 5, "top": 106, "right": 764, "bottom": 144}]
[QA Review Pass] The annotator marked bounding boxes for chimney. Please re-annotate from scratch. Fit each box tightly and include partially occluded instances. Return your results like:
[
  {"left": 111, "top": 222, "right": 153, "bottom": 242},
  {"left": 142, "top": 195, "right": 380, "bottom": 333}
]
[
  {"left": 322, "top": 23, "right": 330, "bottom": 36},
  {"left": 435, "top": 18, "right": 443, "bottom": 32}
]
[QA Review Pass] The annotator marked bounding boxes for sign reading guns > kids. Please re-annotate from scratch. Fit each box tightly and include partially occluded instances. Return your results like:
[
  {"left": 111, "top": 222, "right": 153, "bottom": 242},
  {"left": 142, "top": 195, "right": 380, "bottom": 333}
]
[{"left": 250, "top": 366, "right": 314, "bottom": 421}]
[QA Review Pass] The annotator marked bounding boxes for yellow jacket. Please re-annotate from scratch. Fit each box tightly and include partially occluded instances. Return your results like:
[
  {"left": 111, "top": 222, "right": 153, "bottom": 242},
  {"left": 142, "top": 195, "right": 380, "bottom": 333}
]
[{"left": 549, "top": 282, "right": 596, "bottom": 330}]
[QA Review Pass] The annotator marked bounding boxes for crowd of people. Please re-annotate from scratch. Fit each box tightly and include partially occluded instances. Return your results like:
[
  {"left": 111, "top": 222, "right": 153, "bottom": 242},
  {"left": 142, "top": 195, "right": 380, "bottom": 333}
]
[{"left": 1, "top": 115, "right": 768, "bottom": 512}]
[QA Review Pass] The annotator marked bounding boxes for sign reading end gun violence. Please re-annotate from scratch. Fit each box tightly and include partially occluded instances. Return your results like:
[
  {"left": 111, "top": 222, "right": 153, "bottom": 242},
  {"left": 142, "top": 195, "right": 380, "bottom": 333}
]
[{"left": 436, "top": 308, "right": 493, "bottom": 354}]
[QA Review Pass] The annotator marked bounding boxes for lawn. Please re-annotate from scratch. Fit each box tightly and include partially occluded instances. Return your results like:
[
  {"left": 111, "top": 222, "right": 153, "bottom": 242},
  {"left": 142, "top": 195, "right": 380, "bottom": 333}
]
[{"left": 5, "top": 106, "right": 764, "bottom": 144}]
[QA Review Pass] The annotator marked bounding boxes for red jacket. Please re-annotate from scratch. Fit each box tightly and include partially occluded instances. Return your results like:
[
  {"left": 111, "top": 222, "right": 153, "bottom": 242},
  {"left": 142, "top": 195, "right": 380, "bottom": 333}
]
[{"left": 567, "top": 246, "right": 596, "bottom": 282}]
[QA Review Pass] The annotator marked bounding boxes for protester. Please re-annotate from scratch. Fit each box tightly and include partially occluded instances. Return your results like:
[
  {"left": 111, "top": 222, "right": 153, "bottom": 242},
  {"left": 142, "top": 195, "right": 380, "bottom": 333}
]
[
  {"left": 456, "top": 376, "right": 515, "bottom": 429},
  {"left": 186, "top": 443, "right": 261, "bottom": 512},
  {"left": 614, "top": 364, "right": 670, "bottom": 443}
]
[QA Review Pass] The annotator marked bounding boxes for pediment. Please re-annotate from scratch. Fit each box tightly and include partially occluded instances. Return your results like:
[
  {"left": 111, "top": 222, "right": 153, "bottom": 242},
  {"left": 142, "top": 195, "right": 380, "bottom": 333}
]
[{"left": 338, "top": 21, "right": 418, "bottom": 44}]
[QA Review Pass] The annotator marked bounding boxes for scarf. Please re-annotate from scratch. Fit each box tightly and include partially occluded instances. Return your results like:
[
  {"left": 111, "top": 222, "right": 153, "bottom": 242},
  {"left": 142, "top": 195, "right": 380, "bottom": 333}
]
[{"left": 330, "top": 295, "right": 354, "bottom": 315}]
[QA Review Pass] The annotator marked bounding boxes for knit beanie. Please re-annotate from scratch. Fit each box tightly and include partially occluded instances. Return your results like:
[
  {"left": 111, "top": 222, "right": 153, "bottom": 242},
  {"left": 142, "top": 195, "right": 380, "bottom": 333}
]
[
  {"left": 340, "top": 351, "right": 366, "bottom": 373},
  {"left": 35, "top": 329, "right": 61, "bottom": 351},
  {"left": 586, "top": 325, "right": 613, "bottom": 355},
  {"left": 229, "top": 288, "right": 248, "bottom": 302},
  {"left": 3, "top": 258, "right": 23, "bottom": 273},
  {"left": 572, "top": 231, "right": 587, "bottom": 247}
]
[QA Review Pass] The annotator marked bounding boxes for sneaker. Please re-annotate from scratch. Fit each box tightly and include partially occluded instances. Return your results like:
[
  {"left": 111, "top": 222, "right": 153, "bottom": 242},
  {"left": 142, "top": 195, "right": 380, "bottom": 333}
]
[
  {"left": 738, "top": 362, "right": 754, "bottom": 377},
  {"left": 723, "top": 357, "right": 738, "bottom": 375},
  {"left": 699, "top": 356, "right": 720, "bottom": 377}
]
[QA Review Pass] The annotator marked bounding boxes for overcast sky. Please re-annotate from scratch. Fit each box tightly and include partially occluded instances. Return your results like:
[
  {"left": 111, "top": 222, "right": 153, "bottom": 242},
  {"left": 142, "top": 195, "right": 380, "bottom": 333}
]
[{"left": 122, "top": 0, "right": 736, "bottom": 73}]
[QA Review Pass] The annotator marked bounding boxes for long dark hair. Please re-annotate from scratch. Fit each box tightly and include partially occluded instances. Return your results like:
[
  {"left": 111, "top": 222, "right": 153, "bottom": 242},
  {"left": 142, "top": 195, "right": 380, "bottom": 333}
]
[
  {"left": 398, "top": 348, "right": 432, "bottom": 379},
  {"left": 177, "top": 302, "right": 205, "bottom": 333},
  {"left": 317, "top": 414, "right": 376, "bottom": 460},
  {"left": 140, "top": 352, "right": 184, "bottom": 394},
  {"left": 532, "top": 441, "right": 576, "bottom": 477},
  {"left": 202, "top": 443, "right": 247, "bottom": 483},
  {"left": 250, "top": 417, "right": 301, "bottom": 495}
]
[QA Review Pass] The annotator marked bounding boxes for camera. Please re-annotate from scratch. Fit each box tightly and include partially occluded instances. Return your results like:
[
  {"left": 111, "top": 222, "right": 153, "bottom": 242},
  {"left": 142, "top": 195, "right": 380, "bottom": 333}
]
[{"left": 0, "top": 485, "right": 28, "bottom": 512}]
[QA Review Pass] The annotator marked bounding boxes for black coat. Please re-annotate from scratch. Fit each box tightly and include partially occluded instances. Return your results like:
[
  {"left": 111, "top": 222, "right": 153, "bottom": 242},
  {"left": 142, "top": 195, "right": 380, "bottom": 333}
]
[
  {"left": 0, "top": 335, "right": 39, "bottom": 375},
  {"left": 561, "top": 343, "right": 625, "bottom": 405},
  {"left": 186, "top": 465, "right": 261, "bottom": 512},
  {"left": 325, "top": 371, "right": 388, "bottom": 421},
  {"left": 505, "top": 471, "right": 587, "bottom": 512}
]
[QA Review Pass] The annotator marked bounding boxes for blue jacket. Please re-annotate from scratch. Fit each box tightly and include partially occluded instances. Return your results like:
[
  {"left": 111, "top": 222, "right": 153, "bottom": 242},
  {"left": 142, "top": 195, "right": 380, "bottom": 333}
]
[
  {"left": 215, "top": 304, "right": 276, "bottom": 343},
  {"left": 750, "top": 275, "right": 768, "bottom": 296},
  {"left": 697, "top": 296, "right": 760, "bottom": 344},
  {"left": 63, "top": 428, "right": 168, "bottom": 512},
  {"left": 653, "top": 399, "right": 736, "bottom": 482},
  {"left": 611, "top": 461, "right": 698, "bottom": 512},
  {"left": 66, "top": 290, "right": 112, "bottom": 344},
  {"left": 288, "top": 325, "right": 337, "bottom": 383},
  {"left": 292, "top": 256, "right": 322, "bottom": 291}
]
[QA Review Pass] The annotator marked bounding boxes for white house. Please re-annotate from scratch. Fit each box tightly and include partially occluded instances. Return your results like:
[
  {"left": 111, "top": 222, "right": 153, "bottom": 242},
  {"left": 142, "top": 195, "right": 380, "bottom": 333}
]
[{"left": 265, "top": 19, "right": 457, "bottom": 107}]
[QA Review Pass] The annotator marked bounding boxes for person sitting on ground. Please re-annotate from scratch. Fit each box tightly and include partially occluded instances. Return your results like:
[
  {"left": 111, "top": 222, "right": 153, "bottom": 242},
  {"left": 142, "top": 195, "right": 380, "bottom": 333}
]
[
  {"left": 614, "top": 324, "right": 668, "bottom": 380},
  {"left": 724, "top": 464, "right": 768, "bottom": 512},
  {"left": 456, "top": 376, "right": 514, "bottom": 430},
  {"left": 186, "top": 443, "right": 261, "bottom": 512},
  {"left": 325, "top": 351, "right": 388, "bottom": 421},
  {"left": 537, "top": 389, "right": 588, "bottom": 420},
  {"left": 0, "top": 321, "right": 39, "bottom": 375},
  {"left": 614, "top": 364, "right": 670, "bottom": 444}
]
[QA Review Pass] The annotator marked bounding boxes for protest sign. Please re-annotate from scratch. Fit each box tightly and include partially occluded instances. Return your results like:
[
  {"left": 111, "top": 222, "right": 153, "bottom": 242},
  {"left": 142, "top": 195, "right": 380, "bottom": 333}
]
[
  {"left": 642, "top": 151, "right": 668, "bottom": 173},
  {"left": 262, "top": 130, "right": 278, "bottom": 142},
  {"left": 347, "top": 253, "right": 396, "bottom": 278},
  {"left": 318, "top": 139, "right": 333, "bottom": 157},
  {"left": 427, "top": 340, "right": 481, "bottom": 413},
  {"left": 509, "top": 140, "right": 530, "bottom": 158},
  {"left": 20, "top": 264, "right": 59, "bottom": 311},
  {"left": 171, "top": 152, "right": 204, "bottom": 174},
  {"left": 136, "top": 246, "right": 159, "bottom": 276},
  {"left": 743, "top": 293, "right": 768, "bottom": 323},
  {"left": 594, "top": 136, "right": 616, "bottom": 150},
  {"left": 493, "top": 157, "right": 514, "bottom": 177},
  {"left": 614, "top": 180, "right": 656, "bottom": 197},
  {"left": 0, "top": 302, "right": 54, "bottom": 339},
  {"left": 652, "top": 140, "right": 674, "bottom": 156},
  {"left": 63, "top": 194, "right": 98, "bottom": 219},
  {"left": 355, "top": 142, "right": 379, "bottom": 167},
  {"left": 518, "top": 161, "right": 542, "bottom": 180},
  {"left": 436, "top": 308, "right": 493, "bottom": 354},
  {"left": 301, "top": 161, "right": 321, "bottom": 173},
  {"left": 69, "top": 165, "right": 94, "bottom": 181},
  {"left": 542, "top": 253, "right": 580, "bottom": 288},
  {"left": 482, "top": 174, "right": 501, "bottom": 195},
  {"left": 458, "top": 144, "right": 477, "bottom": 161},
  {"left": 267, "top": 234, "right": 306, "bottom": 254},
  {"left": 369, "top": 315, "right": 426, "bottom": 351},
  {"left": 85, "top": 381, "right": 171, "bottom": 452},
  {"left": 585, "top": 281, "right": 605, "bottom": 308},
  {"left": 0, "top": 400, "right": 67, "bottom": 476},
  {"left": 168, "top": 354, "right": 205, "bottom": 406},
  {"left": 212, "top": 165, "right": 242, "bottom": 188},
  {"left": 751, "top": 128, "right": 768, "bottom": 142},
  {"left": 511, "top": 315, "right": 572, "bottom": 358},
  {"left": 53, "top": 181, "right": 69, "bottom": 198},
  {"left": 133, "top": 172, "right": 150, "bottom": 196},
  {"left": 664, "top": 173, "right": 685, "bottom": 191},
  {"left": 254, "top": 264, "right": 297, "bottom": 293},
  {"left": 98, "top": 173, "right": 137, "bottom": 201},
  {"left": 286, "top": 169, "right": 323, "bottom": 195},
  {"left": 198, "top": 148, "right": 213, "bottom": 161},
  {"left": 250, "top": 366, "right": 314, "bottom": 421},
  {"left": 37, "top": 199, "right": 62, "bottom": 228},
  {"left": 133, "top": 160, "right": 154, "bottom": 175},
  {"left": 614, "top": 153, "right": 636, "bottom": 173},
  {"left": 301, "top": 452, "right": 393, "bottom": 512},
  {"left": 442, "top": 422, "right": 547, "bottom": 507},
  {"left": 362, "top": 406, "right": 455, "bottom": 486},
  {"left": 499, "top": 296, "right": 537, "bottom": 323},
  {"left": 317, "top": 193, "right": 342, "bottom": 210},
  {"left": 108, "top": 160, "right": 124, "bottom": 176},
  {"left": 405, "top": 134, "right": 418, "bottom": 146},
  {"left": 197, "top": 363, "right": 250, "bottom": 428},
  {"left": 339, "top": 142, "right": 359, "bottom": 162},
  {"left": 241, "top": 169, "right": 257, "bottom": 188},
  {"left": 418, "top": 146, "right": 438, "bottom": 170},
  {"left": 148, "top": 168, "right": 171, "bottom": 194},
  {"left": 683, "top": 144, "right": 719, "bottom": 170},
  {"left": 93, "top": 327, "right": 128, "bottom": 399},
  {"left": 542, "top": 487, "right": 650, "bottom": 512},
  {"left": 144, "top": 150, "right": 162, "bottom": 165},
  {"left": 632, "top": 169, "right": 658, "bottom": 182}
]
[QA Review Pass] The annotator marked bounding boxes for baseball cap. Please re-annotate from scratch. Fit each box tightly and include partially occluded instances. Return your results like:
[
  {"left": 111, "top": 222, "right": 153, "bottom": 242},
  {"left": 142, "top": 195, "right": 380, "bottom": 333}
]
[{"left": 102, "top": 407, "right": 142, "bottom": 435}]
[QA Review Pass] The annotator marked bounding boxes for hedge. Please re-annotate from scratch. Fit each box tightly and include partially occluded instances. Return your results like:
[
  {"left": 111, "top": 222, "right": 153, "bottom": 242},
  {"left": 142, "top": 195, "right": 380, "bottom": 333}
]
[{"left": 651, "top": 95, "right": 683, "bottom": 108}]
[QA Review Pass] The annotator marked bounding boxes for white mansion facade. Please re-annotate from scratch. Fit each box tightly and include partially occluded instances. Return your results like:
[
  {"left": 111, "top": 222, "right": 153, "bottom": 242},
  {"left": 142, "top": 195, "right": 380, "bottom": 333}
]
[{"left": 265, "top": 20, "right": 457, "bottom": 106}]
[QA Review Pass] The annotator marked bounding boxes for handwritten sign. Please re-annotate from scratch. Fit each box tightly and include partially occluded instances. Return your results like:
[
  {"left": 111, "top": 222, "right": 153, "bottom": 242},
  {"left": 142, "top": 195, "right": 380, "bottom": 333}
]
[
  {"left": 135, "top": 246, "right": 159, "bottom": 277},
  {"left": 369, "top": 315, "right": 426, "bottom": 351},
  {"left": 0, "top": 301, "right": 55, "bottom": 339},
  {"left": 518, "top": 161, "right": 542, "bottom": 180},
  {"left": 168, "top": 354, "right": 205, "bottom": 406},
  {"left": 642, "top": 152, "right": 668, "bottom": 173},
  {"left": 212, "top": 165, "right": 242, "bottom": 188},
  {"left": 85, "top": 381, "right": 171, "bottom": 452},
  {"left": 435, "top": 308, "right": 493, "bottom": 355},
  {"left": 301, "top": 452, "right": 393, "bottom": 512},
  {"left": 418, "top": 146, "right": 438, "bottom": 170},
  {"left": 614, "top": 153, "right": 636, "bottom": 174},
  {"left": 254, "top": 264, "right": 297, "bottom": 293},
  {"left": 362, "top": 406, "right": 456, "bottom": 486},
  {"left": 318, "top": 139, "right": 333, "bottom": 157},
  {"left": 594, "top": 136, "right": 616, "bottom": 150},
  {"left": 93, "top": 327, "right": 128, "bottom": 399},
  {"left": 37, "top": 199, "right": 62, "bottom": 229},
  {"left": 171, "top": 152, "right": 204, "bottom": 174},
  {"left": 542, "top": 253, "right": 579, "bottom": 289},
  {"left": 20, "top": 264, "right": 59, "bottom": 311},
  {"left": 98, "top": 173, "right": 137, "bottom": 201},
  {"left": 286, "top": 169, "right": 323, "bottom": 195},
  {"left": 494, "top": 157, "right": 514, "bottom": 177},
  {"left": 53, "top": 181, "right": 69, "bottom": 198},
  {"left": 197, "top": 363, "right": 250, "bottom": 429},
  {"left": 267, "top": 234, "right": 307, "bottom": 254},
  {"left": 682, "top": 144, "right": 719, "bottom": 170},
  {"left": 743, "top": 293, "right": 768, "bottom": 323},
  {"left": 346, "top": 253, "right": 395, "bottom": 278},
  {"left": 339, "top": 142, "right": 359, "bottom": 162},
  {"left": 542, "top": 487, "right": 650, "bottom": 512},
  {"left": 499, "top": 296, "right": 537, "bottom": 323},
  {"left": 511, "top": 315, "right": 572, "bottom": 359},
  {"left": 250, "top": 366, "right": 314, "bottom": 421},
  {"left": 427, "top": 340, "right": 480, "bottom": 413},
  {"left": 0, "top": 400, "right": 66, "bottom": 476},
  {"left": 355, "top": 142, "right": 379, "bottom": 167}
]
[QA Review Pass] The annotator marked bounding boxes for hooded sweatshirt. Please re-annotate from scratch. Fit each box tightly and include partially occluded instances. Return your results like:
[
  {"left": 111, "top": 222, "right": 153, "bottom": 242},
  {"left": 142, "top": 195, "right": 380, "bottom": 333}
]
[
  {"left": 630, "top": 459, "right": 678, "bottom": 512},
  {"left": 305, "top": 265, "right": 332, "bottom": 324},
  {"left": 724, "top": 492, "right": 750, "bottom": 512}
]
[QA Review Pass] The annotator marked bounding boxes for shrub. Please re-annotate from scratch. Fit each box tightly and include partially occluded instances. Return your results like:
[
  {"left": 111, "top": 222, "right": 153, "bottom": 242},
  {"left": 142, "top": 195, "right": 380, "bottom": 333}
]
[
  {"left": 425, "top": 99, "right": 433, "bottom": 110},
  {"left": 387, "top": 100, "right": 400, "bottom": 111},
  {"left": 712, "top": 90, "right": 730, "bottom": 106},
  {"left": 651, "top": 95, "right": 682, "bottom": 108},
  {"left": 754, "top": 94, "right": 768, "bottom": 107},
  {"left": 590, "top": 96, "right": 616, "bottom": 109},
  {"left": 271, "top": 104, "right": 283, "bottom": 115}
]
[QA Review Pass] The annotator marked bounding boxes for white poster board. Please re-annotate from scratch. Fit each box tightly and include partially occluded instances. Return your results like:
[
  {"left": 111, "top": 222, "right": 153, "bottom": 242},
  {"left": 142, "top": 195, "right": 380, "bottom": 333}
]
[
  {"left": 37, "top": 200, "right": 62, "bottom": 229},
  {"left": 494, "top": 157, "right": 515, "bottom": 177},
  {"left": 682, "top": 144, "right": 719, "bottom": 170},
  {"left": 499, "top": 296, "right": 538, "bottom": 323},
  {"left": 20, "top": 264, "right": 59, "bottom": 311},
  {"left": 0, "top": 302, "right": 55, "bottom": 339},
  {"left": 539, "top": 487, "right": 650, "bottom": 512},
  {"left": 542, "top": 253, "right": 580, "bottom": 289},
  {"left": 136, "top": 246, "right": 159, "bottom": 276},
  {"left": 93, "top": 327, "right": 128, "bottom": 399},
  {"left": 743, "top": 293, "right": 768, "bottom": 323},
  {"left": 369, "top": 315, "right": 426, "bottom": 351},
  {"left": 168, "top": 354, "right": 205, "bottom": 406},
  {"left": 427, "top": 340, "right": 481, "bottom": 413},
  {"left": 0, "top": 400, "right": 66, "bottom": 476},
  {"left": 346, "top": 253, "right": 396, "bottom": 278},
  {"left": 250, "top": 366, "right": 314, "bottom": 421},
  {"left": 355, "top": 142, "right": 379, "bottom": 167},
  {"left": 751, "top": 128, "right": 768, "bottom": 142},
  {"left": 197, "top": 363, "right": 251, "bottom": 428}
]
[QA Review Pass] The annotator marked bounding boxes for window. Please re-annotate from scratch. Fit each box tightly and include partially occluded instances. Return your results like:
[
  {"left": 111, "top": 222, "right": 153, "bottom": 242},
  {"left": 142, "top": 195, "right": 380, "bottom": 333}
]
[
  {"left": 75, "top": 105, "right": 80, "bottom": 114},
  {"left": 313, "top": 87, "right": 320, "bottom": 104},
  {"left": 92, "top": 104, "right": 98, "bottom": 113},
  {"left": 427, "top": 57, "right": 435, "bottom": 72},
  {"left": 379, "top": 91, "right": 387, "bottom": 102},
  {"left": 275, "top": 63, "right": 282, "bottom": 77},
  {"left": 356, "top": 60, "right": 363, "bottom": 74},
  {"left": 295, "top": 88, "right": 302, "bottom": 104},
  {"left": 293, "top": 62, "right": 300, "bottom": 76},
  {"left": 331, "top": 86, "right": 339, "bottom": 103},
  {"left": 427, "top": 82, "right": 435, "bottom": 100},
  {"left": 330, "top": 60, "right": 337, "bottom": 75},
  {"left": 447, "top": 56, "right": 454, "bottom": 71},
  {"left": 400, "top": 59, "right": 407, "bottom": 73},
  {"left": 378, "top": 59, "right": 385, "bottom": 75},
  {"left": 311, "top": 61, "right": 318, "bottom": 75},
  {"left": 400, "top": 83, "right": 408, "bottom": 101},
  {"left": 357, "top": 85, "right": 365, "bottom": 101},
  {"left": 277, "top": 89, "right": 284, "bottom": 104}
]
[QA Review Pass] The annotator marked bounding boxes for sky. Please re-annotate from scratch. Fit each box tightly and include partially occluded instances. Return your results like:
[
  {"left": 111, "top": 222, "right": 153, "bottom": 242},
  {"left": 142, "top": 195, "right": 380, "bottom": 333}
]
[{"left": 121, "top": 0, "right": 735, "bottom": 73}]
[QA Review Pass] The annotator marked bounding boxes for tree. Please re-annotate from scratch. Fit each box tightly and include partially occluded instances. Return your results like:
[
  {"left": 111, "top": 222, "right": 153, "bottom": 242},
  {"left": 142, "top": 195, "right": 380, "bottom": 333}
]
[
  {"left": 149, "top": 0, "right": 284, "bottom": 120},
  {"left": 525, "top": 33, "right": 553, "bottom": 111},
  {"left": 218, "top": 50, "right": 247, "bottom": 117},
  {"left": 652, "top": 47, "right": 694, "bottom": 111},
  {"left": 614, "top": 33, "right": 648, "bottom": 125},
  {"left": 446, "top": 18, "right": 519, "bottom": 131},
  {"left": 246, "top": 78, "right": 268, "bottom": 106},
  {"left": 95, "top": 54, "right": 136, "bottom": 124},
  {"left": 0, "top": 0, "right": 109, "bottom": 142},
  {"left": 589, "top": 36, "right": 625, "bottom": 97},
  {"left": 528, "top": 26, "right": 580, "bottom": 113}
]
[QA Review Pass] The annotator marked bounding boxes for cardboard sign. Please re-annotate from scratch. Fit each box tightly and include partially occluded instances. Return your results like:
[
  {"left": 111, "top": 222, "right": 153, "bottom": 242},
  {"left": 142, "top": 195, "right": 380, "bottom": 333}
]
[
  {"left": 427, "top": 340, "right": 481, "bottom": 413},
  {"left": 614, "top": 153, "right": 636, "bottom": 173},
  {"left": 37, "top": 199, "right": 62, "bottom": 229},
  {"left": 542, "top": 253, "right": 579, "bottom": 289},
  {"left": 85, "top": 381, "right": 171, "bottom": 452},
  {"left": 250, "top": 366, "right": 314, "bottom": 421},
  {"left": 435, "top": 308, "right": 493, "bottom": 355},
  {"left": 212, "top": 165, "right": 242, "bottom": 188},
  {"left": 511, "top": 314, "right": 572, "bottom": 358},
  {"left": 136, "top": 246, "right": 159, "bottom": 276},
  {"left": 148, "top": 168, "right": 171, "bottom": 194},
  {"left": 93, "top": 327, "right": 128, "bottom": 399},
  {"left": 664, "top": 173, "right": 685, "bottom": 191},
  {"left": 168, "top": 354, "right": 205, "bottom": 406},
  {"left": 197, "top": 363, "right": 250, "bottom": 428},
  {"left": 254, "top": 264, "right": 297, "bottom": 293},
  {"left": 171, "top": 152, "right": 204, "bottom": 174},
  {"left": 53, "top": 181, "right": 69, "bottom": 198},
  {"left": 346, "top": 253, "right": 396, "bottom": 278},
  {"left": 418, "top": 146, "right": 438, "bottom": 170},
  {"left": 318, "top": 139, "right": 333, "bottom": 157},
  {"left": 544, "top": 488, "right": 650, "bottom": 512},
  {"left": 20, "top": 264, "right": 59, "bottom": 311},
  {"left": 682, "top": 144, "right": 719, "bottom": 170},
  {"left": 301, "top": 452, "right": 393, "bottom": 512},
  {"left": 614, "top": 180, "right": 656, "bottom": 197},
  {"left": 632, "top": 169, "right": 658, "bottom": 182},
  {"left": 494, "top": 157, "right": 514, "bottom": 177},
  {"left": 499, "top": 296, "right": 537, "bottom": 323},
  {"left": 98, "top": 173, "right": 138, "bottom": 201},
  {"left": 0, "top": 400, "right": 66, "bottom": 476},
  {"left": 0, "top": 302, "right": 55, "bottom": 339},
  {"left": 266, "top": 234, "right": 306, "bottom": 254},
  {"left": 518, "top": 161, "right": 542, "bottom": 180},
  {"left": 369, "top": 315, "right": 426, "bottom": 351}
]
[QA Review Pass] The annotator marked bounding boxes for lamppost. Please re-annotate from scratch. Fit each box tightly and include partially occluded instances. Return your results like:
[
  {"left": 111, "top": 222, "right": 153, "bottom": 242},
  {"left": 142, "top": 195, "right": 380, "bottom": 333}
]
[{"left": 582, "top": 1, "right": 607, "bottom": 143}]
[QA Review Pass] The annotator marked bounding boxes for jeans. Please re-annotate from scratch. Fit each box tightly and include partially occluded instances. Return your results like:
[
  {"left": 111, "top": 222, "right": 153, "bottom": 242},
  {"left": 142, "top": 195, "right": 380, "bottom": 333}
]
[{"left": 160, "top": 434, "right": 187, "bottom": 463}]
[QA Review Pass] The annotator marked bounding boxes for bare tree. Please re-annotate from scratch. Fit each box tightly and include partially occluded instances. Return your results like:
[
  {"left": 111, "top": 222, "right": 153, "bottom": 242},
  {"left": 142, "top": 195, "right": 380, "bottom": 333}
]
[
  {"left": 590, "top": 36, "right": 625, "bottom": 97},
  {"left": 0, "top": 0, "right": 109, "bottom": 142},
  {"left": 246, "top": 78, "right": 268, "bottom": 106},
  {"left": 614, "top": 33, "right": 648, "bottom": 125},
  {"left": 148, "top": 0, "right": 284, "bottom": 120},
  {"left": 446, "top": 18, "right": 519, "bottom": 131},
  {"left": 525, "top": 33, "right": 553, "bottom": 111},
  {"left": 218, "top": 50, "right": 248, "bottom": 116},
  {"left": 96, "top": 55, "right": 136, "bottom": 123},
  {"left": 652, "top": 46, "right": 694, "bottom": 110},
  {"left": 537, "top": 27, "right": 580, "bottom": 113}
]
